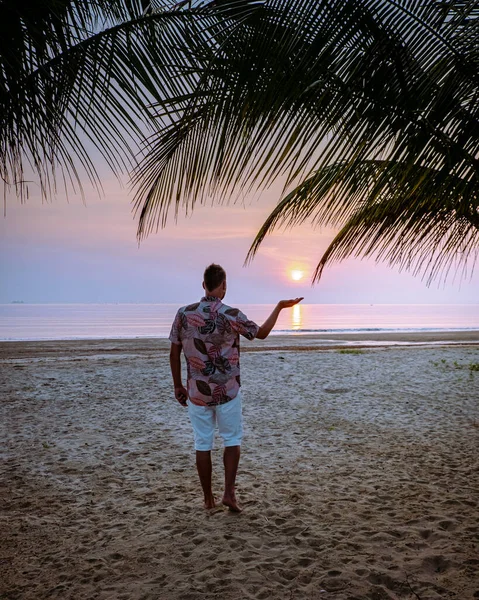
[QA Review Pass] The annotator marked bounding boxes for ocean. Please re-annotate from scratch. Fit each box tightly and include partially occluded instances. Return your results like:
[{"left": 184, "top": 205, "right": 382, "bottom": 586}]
[{"left": 0, "top": 303, "right": 478, "bottom": 341}]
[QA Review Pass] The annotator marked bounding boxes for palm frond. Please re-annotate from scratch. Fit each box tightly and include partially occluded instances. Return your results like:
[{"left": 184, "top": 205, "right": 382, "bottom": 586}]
[
  {"left": 1, "top": 0, "right": 259, "bottom": 201},
  {"left": 247, "top": 159, "right": 479, "bottom": 283},
  {"left": 3, "top": 0, "right": 478, "bottom": 283},
  {"left": 132, "top": 0, "right": 479, "bottom": 282}
]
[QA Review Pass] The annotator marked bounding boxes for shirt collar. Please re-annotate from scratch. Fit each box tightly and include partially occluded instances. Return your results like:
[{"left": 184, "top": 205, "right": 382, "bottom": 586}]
[{"left": 201, "top": 295, "right": 222, "bottom": 302}]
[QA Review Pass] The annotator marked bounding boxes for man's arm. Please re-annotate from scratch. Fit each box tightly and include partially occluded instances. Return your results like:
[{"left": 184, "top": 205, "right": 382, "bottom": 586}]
[
  {"left": 256, "top": 298, "right": 304, "bottom": 340},
  {"left": 169, "top": 342, "right": 188, "bottom": 406}
]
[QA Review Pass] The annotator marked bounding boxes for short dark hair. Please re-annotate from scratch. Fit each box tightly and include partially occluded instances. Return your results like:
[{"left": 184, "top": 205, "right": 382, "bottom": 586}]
[{"left": 203, "top": 263, "right": 226, "bottom": 292}]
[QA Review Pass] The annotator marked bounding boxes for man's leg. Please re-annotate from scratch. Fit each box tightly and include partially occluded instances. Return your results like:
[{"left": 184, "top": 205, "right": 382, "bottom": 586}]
[
  {"left": 223, "top": 445, "right": 242, "bottom": 512},
  {"left": 196, "top": 450, "right": 216, "bottom": 509},
  {"left": 216, "top": 392, "right": 243, "bottom": 512},
  {"left": 187, "top": 402, "right": 216, "bottom": 509}
]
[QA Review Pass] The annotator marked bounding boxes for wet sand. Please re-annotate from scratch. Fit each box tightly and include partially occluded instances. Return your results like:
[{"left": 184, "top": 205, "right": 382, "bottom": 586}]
[
  {"left": 1, "top": 335, "right": 479, "bottom": 599},
  {"left": 2, "top": 329, "right": 479, "bottom": 359}
]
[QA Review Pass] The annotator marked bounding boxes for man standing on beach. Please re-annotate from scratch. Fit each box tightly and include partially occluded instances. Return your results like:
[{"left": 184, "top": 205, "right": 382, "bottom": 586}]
[{"left": 169, "top": 263, "right": 302, "bottom": 512}]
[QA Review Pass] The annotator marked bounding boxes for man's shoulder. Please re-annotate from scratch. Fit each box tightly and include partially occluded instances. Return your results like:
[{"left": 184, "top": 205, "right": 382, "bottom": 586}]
[
  {"left": 176, "top": 299, "right": 244, "bottom": 318},
  {"left": 177, "top": 301, "right": 202, "bottom": 313},
  {"left": 218, "top": 303, "right": 242, "bottom": 317}
]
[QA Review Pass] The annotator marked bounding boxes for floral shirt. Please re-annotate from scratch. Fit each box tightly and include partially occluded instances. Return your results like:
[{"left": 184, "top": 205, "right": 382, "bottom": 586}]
[{"left": 169, "top": 296, "right": 259, "bottom": 407}]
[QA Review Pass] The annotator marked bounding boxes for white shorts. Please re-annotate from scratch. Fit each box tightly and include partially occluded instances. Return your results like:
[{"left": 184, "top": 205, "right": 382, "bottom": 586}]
[{"left": 187, "top": 391, "right": 243, "bottom": 451}]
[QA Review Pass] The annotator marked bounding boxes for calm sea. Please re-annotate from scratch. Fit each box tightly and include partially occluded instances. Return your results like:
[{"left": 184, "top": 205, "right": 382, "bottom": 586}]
[{"left": 0, "top": 303, "right": 478, "bottom": 341}]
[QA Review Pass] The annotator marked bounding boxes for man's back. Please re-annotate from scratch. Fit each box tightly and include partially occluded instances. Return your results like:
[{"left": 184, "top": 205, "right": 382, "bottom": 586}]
[{"left": 169, "top": 295, "right": 259, "bottom": 406}]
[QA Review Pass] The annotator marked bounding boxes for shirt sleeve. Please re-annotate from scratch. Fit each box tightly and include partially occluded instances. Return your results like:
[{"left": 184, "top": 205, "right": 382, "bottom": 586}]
[
  {"left": 169, "top": 310, "right": 183, "bottom": 345},
  {"left": 236, "top": 310, "right": 260, "bottom": 341}
]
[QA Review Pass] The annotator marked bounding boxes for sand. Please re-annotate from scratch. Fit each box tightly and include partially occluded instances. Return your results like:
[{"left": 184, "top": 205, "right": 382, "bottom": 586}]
[{"left": 1, "top": 335, "right": 479, "bottom": 599}]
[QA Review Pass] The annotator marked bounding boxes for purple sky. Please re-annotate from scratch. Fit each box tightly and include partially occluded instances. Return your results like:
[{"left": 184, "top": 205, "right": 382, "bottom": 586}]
[{"left": 2, "top": 173, "right": 478, "bottom": 305}]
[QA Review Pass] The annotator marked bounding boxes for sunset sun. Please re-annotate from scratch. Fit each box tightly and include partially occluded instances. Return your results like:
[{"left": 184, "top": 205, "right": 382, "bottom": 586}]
[{"left": 291, "top": 270, "right": 304, "bottom": 281}]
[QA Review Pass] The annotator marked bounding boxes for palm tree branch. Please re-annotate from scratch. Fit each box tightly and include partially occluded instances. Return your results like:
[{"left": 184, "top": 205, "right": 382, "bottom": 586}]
[
  {"left": 132, "top": 0, "right": 479, "bottom": 240},
  {"left": 2, "top": 1, "right": 258, "bottom": 199},
  {"left": 246, "top": 158, "right": 479, "bottom": 283}
]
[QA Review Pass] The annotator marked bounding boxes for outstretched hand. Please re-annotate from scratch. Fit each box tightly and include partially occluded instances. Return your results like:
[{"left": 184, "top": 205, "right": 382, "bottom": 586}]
[{"left": 278, "top": 297, "right": 304, "bottom": 309}]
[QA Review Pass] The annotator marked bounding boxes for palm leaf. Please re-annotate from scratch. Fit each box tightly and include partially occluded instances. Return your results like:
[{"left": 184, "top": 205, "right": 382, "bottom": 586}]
[
  {"left": 132, "top": 0, "right": 479, "bottom": 282},
  {"left": 1, "top": 0, "right": 258, "bottom": 200},
  {"left": 247, "top": 159, "right": 479, "bottom": 283}
]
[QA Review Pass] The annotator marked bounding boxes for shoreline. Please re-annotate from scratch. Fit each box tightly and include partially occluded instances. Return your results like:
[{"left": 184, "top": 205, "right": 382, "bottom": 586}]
[{"left": 1, "top": 330, "right": 479, "bottom": 361}]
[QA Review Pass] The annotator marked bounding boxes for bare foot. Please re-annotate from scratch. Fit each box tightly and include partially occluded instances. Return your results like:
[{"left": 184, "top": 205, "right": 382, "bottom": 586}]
[
  {"left": 222, "top": 494, "right": 242, "bottom": 513},
  {"left": 204, "top": 495, "right": 216, "bottom": 510}
]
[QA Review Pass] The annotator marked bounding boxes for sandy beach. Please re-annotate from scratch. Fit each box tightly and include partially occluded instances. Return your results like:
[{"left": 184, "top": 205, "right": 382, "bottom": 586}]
[{"left": 1, "top": 334, "right": 479, "bottom": 599}]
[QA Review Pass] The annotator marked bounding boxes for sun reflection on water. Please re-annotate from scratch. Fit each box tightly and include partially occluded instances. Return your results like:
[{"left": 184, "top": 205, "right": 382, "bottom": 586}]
[{"left": 291, "top": 303, "right": 302, "bottom": 330}]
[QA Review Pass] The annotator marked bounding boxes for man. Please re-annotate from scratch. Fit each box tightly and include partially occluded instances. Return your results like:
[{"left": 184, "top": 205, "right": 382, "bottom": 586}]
[{"left": 169, "top": 263, "right": 302, "bottom": 512}]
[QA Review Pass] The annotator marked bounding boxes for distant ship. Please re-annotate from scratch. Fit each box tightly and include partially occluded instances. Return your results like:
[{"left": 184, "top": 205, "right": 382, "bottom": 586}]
[{"left": 11, "top": 300, "right": 24, "bottom": 304}]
